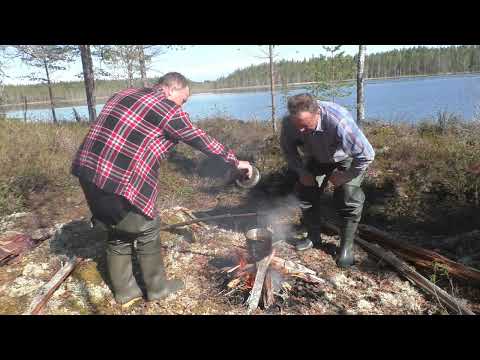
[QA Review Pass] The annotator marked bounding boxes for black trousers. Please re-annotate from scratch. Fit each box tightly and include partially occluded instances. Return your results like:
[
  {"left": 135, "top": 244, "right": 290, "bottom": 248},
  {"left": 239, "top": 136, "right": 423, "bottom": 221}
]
[
  {"left": 295, "top": 158, "right": 366, "bottom": 234},
  {"left": 79, "top": 178, "right": 162, "bottom": 256}
]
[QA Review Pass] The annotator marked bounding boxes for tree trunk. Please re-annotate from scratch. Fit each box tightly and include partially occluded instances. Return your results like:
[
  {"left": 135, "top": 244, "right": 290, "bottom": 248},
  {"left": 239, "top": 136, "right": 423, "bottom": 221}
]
[
  {"left": 138, "top": 45, "right": 148, "bottom": 87},
  {"left": 44, "top": 60, "right": 57, "bottom": 123},
  {"left": 79, "top": 45, "right": 97, "bottom": 123},
  {"left": 23, "top": 96, "right": 28, "bottom": 122},
  {"left": 357, "top": 45, "right": 366, "bottom": 127},
  {"left": 127, "top": 62, "right": 134, "bottom": 88},
  {"left": 269, "top": 45, "right": 276, "bottom": 134}
]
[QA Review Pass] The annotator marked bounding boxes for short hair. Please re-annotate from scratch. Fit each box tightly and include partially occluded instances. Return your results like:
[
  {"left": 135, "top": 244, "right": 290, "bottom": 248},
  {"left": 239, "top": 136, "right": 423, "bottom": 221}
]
[
  {"left": 157, "top": 72, "right": 189, "bottom": 89},
  {"left": 287, "top": 93, "right": 319, "bottom": 116}
]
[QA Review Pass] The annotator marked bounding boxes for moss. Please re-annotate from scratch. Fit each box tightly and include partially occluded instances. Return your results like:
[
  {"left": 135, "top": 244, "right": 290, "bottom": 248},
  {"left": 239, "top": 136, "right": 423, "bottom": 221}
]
[
  {"left": 0, "top": 295, "right": 29, "bottom": 314},
  {"left": 54, "top": 297, "right": 91, "bottom": 315},
  {"left": 72, "top": 261, "right": 104, "bottom": 286}
]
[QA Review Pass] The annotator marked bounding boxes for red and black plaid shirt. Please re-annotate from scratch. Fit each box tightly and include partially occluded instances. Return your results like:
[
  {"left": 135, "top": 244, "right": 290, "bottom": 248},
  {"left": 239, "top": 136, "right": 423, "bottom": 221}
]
[{"left": 72, "top": 87, "right": 239, "bottom": 219}]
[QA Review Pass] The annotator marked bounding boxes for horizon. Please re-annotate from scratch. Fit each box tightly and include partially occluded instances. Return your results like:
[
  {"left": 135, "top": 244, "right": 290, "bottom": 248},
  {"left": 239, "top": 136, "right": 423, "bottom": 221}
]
[{"left": 1, "top": 45, "right": 449, "bottom": 86}]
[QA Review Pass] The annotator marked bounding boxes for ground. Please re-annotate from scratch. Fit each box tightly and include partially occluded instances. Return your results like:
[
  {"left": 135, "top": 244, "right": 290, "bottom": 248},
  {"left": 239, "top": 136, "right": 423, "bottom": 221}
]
[
  {"left": 1, "top": 175, "right": 477, "bottom": 316},
  {"left": 1, "top": 120, "right": 479, "bottom": 315}
]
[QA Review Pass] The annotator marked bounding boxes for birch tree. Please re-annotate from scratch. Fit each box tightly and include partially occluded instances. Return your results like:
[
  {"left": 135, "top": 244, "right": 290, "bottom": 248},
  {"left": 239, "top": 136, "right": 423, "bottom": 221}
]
[
  {"left": 79, "top": 45, "right": 97, "bottom": 123},
  {"left": 357, "top": 45, "right": 366, "bottom": 127},
  {"left": 13, "top": 45, "right": 75, "bottom": 123}
]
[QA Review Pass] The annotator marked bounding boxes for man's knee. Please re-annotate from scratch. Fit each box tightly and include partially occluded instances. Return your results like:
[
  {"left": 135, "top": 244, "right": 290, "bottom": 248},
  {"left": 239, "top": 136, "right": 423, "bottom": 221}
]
[{"left": 334, "top": 185, "right": 365, "bottom": 221}]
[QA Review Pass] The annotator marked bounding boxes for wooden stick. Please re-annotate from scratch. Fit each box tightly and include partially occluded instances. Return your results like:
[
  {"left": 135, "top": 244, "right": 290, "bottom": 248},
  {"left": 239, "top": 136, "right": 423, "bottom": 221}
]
[
  {"left": 321, "top": 221, "right": 475, "bottom": 315},
  {"left": 246, "top": 252, "right": 274, "bottom": 314},
  {"left": 180, "top": 208, "right": 210, "bottom": 230},
  {"left": 160, "top": 212, "right": 258, "bottom": 231},
  {"left": 23, "top": 257, "right": 80, "bottom": 315}
]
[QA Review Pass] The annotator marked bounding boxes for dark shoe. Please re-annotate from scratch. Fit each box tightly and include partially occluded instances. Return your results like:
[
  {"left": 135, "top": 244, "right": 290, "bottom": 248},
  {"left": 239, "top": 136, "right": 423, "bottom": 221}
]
[
  {"left": 309, "top": 230, "right": 323, "bottom": 248},
  {"left": 106, "top": 252, "right": 143, "bottom": 306},
  {"left": 336, "top": 221, "right": 357, "bottom": 268},
  {"left": 137, "top": 250, "right": 184, "bottom": 301},
  {"left": 295, "top": 238, "right": 313, "bottom": 251}
]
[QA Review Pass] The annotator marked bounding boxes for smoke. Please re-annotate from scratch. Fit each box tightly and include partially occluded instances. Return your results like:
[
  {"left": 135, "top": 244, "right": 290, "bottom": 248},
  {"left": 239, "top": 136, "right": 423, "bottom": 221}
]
[{"left": 257, "top": 194, "right": 302, "bottom": 243}]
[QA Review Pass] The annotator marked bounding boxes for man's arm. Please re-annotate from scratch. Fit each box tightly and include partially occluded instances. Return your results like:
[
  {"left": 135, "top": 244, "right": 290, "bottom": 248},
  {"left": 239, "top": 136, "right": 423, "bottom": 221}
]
[
  {"left": 331, "top": 118, "right": 375, "bottom": 186},
  {"left": 163, "top": 109, "right": 240, "bottom": 167}
]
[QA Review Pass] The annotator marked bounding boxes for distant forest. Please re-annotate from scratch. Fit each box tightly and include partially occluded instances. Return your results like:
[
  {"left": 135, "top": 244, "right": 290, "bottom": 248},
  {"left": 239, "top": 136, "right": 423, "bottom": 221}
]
[{"left": 2, "top": 45, "right": 480, "bottom": 105}]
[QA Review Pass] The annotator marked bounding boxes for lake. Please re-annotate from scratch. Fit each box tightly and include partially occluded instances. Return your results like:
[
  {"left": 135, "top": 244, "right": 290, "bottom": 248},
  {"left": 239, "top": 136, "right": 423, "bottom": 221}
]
[{"left": 5, "top": 74, "right": 480, "bottom": 124}]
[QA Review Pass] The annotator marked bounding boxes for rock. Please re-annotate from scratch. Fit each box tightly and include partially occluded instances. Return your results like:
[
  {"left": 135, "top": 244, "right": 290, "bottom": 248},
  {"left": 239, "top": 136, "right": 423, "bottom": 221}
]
[
  {"left": 31, "top": 228, "right": 55, "bottom": 241},
  {"left": 357, "top": 299, "right": 374, "bottom": 311}
]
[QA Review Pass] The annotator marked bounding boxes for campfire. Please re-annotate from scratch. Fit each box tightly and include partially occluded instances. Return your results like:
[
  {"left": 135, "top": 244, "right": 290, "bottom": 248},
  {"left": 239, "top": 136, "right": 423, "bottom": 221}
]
[{"left": 215, "top": 227, "right": 327, "bottom": 313}]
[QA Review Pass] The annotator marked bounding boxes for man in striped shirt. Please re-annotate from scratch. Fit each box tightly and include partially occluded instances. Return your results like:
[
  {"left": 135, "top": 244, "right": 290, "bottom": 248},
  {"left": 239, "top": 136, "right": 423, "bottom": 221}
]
[
  {"left": 72, "top": 72, "right": 253, "bottom": 306},
  {"left": 281, "top": 93, "right": 375, "bottom": 268}
]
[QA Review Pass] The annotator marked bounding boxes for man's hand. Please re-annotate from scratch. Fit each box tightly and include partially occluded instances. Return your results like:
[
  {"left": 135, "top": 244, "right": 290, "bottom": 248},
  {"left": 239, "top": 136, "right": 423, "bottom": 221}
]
[
  {"left": 328, "top": 170, "right": 346, "bottom": 187},
  {"left": 237, "top": 161, "right": 253, "bottom": 179},
  {"left": 299, "top": 174, "right": 316, "bottom": 187}
]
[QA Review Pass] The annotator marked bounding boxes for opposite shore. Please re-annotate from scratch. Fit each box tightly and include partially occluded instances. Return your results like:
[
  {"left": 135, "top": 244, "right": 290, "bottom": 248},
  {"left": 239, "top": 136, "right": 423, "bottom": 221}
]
[{"left": 2, "top": 71, "right": 480, "bottom": 111}]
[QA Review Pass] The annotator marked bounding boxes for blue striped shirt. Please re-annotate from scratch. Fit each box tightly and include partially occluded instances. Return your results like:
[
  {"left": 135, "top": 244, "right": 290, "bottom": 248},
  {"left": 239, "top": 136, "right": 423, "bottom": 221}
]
[{"left": 280, "top": 101, "right": 375, "bottom": 184}]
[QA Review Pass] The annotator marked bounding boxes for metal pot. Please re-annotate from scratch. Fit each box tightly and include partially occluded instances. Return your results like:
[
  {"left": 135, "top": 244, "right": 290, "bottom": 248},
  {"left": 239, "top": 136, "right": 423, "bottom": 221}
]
[{"left": 245, "top": 228, "right": 272, "bottom": 262}]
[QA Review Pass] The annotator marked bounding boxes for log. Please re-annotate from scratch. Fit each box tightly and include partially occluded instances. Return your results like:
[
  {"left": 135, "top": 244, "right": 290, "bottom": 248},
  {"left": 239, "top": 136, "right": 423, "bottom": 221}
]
[
  {"left": 270, "top": 256, "right": 326, "bottom": 284},
  {"left": 358, "top": 224, "right": 480, "bottom": 284},
  {"left": 271, "top": 256, "right": 316, "bottom": 275},
  {"left": 321, "top": 221, "right": 475, "bottom": 315},
  {"left": 23, "top": 257, "right": 80, "bottom": 315},
  {"left": 246, "top": 252, "right": 274, "bottom": 313}
]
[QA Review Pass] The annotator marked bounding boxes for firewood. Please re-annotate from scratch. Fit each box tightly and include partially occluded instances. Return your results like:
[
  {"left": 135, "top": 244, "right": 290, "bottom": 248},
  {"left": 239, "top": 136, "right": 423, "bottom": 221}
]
[
  {"left": 271, "top": 256, "right": 316, "bottom": 275},
  {"left": 270, "top": 256, "right": 327, "bottom": 284},
  {"left": 262, "top": 269, "right": 275, "bottom": 308},
  {"left": 246, "top": 252, "right": 274, "bottom": 313},
  {"left": 23, "top": 257, "right": 80, "bottom": 315}
]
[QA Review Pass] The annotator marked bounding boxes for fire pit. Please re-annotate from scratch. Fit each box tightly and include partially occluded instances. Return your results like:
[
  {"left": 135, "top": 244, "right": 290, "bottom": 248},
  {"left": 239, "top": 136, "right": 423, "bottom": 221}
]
[{"left": 211, "top": 227, "right": 328, "bottom": 313}]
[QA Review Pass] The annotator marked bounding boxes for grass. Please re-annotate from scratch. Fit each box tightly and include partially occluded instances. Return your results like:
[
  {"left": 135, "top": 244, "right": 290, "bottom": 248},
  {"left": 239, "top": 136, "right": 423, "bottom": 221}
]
[{"left": 1, "top": 113, "right": 479, "bottom": 237}]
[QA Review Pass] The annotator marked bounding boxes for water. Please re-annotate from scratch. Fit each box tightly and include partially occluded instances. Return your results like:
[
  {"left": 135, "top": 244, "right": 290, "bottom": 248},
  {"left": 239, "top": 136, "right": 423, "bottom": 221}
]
[{"left": 5, "top": 74, "right": 480, "bottom": 124}]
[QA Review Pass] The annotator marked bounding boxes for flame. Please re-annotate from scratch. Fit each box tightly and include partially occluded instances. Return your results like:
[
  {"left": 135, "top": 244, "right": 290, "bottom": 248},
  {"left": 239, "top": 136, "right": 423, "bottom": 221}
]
[{"left": 245, "top": 273, "right": 255, "bottom": 289}]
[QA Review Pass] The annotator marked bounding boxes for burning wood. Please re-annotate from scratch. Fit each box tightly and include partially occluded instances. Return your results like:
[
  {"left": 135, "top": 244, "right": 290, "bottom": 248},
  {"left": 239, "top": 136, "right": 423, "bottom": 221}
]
[
  {"left": 246, "top": 252, "right": 275, "bottom": 313},
  {"left": 215, "top": 225, "right": 327, "bottom": 313}
]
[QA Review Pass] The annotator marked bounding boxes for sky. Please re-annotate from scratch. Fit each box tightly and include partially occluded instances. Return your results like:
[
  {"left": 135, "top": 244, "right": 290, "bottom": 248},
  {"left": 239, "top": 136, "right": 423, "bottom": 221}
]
[{"left": 0, "top": 45, "right": 446, "bottom": 85}]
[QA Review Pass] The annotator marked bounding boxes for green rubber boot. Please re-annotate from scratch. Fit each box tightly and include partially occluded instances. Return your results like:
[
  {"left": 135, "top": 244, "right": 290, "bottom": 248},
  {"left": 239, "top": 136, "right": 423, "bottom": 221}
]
[
  {"left": 106, "top": 240, "right": 143, "bottom": 307},
  {"left": 137, "top": 250, "right": 184, "bottom": 301},
  {"left": 336, "top": 221, "right": 358, "bottom": 268}
]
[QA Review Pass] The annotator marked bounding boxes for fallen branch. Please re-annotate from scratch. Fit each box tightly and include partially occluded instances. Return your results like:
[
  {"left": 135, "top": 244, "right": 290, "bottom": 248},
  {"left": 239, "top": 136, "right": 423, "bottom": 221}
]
[
  {"left": 322, "top": 221, "right": 475, "bottom": 315},
  {"left": 246, "top": 252, "right": 274, "bottom": 313},
  {"left": 23, "top": 257, "right": 80, "bottom": 315},
  {"left": 358, "top": 224, "right": 480, "bottom": 284}
]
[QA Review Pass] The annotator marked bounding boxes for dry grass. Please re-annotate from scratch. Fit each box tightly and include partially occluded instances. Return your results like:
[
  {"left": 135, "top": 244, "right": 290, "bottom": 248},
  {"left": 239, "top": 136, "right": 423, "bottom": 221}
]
[{"left": 1, "top": 115, "right": 479, "bottom": 234}]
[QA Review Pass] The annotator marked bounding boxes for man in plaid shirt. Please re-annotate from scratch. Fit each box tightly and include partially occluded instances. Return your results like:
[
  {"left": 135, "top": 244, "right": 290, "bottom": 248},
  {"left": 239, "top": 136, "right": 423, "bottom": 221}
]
[
  {"left": 281, "top": 93, "right": 375, "bottom": 268},
  {"left": 72, "top": 72, "right": 253, "bottom": 306}
]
